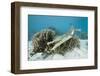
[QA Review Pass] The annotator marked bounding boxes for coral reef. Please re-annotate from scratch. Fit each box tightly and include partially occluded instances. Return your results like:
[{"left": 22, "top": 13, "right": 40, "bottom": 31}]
[
  {"left": 31, "top": 28, "right": 80, "bottom": 58},
  {"left": 32, "top": 29, "right": 56, "bottom": 55},
  {"left": 53, "top": 37, "right": 80, "bottom": 55}
]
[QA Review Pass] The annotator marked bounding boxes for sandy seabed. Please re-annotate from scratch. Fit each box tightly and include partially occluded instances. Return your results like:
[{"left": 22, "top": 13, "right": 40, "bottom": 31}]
[{"left": 28, "top": 40, "right": 88, "bottom": 61}]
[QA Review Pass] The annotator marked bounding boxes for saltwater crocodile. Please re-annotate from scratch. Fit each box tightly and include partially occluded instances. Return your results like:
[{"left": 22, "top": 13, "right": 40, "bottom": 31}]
[{"left": 47, "top": 26, "right": 81, "bottom": 51}]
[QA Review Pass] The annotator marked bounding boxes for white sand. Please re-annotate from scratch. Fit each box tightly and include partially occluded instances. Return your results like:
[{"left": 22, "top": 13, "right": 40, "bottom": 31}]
[{"left": 28, "top": 40, "right": 88, "bottom": 61}]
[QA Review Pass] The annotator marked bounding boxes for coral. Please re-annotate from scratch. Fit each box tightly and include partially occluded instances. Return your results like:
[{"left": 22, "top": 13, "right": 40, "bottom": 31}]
[
  {"left": 31, "top": 27, "right": 80, "bottom": 58},
  {"left": 32, "top": 29, "right": 56, "bottom": 55},
  {"left": 54, "top": 37, "right": 80, "bottom": 55}
]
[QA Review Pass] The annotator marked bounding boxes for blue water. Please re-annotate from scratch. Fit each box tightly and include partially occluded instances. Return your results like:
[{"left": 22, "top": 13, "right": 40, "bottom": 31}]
[{"left": 28, "top": 15, "right": 88, "bottom": 40}]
